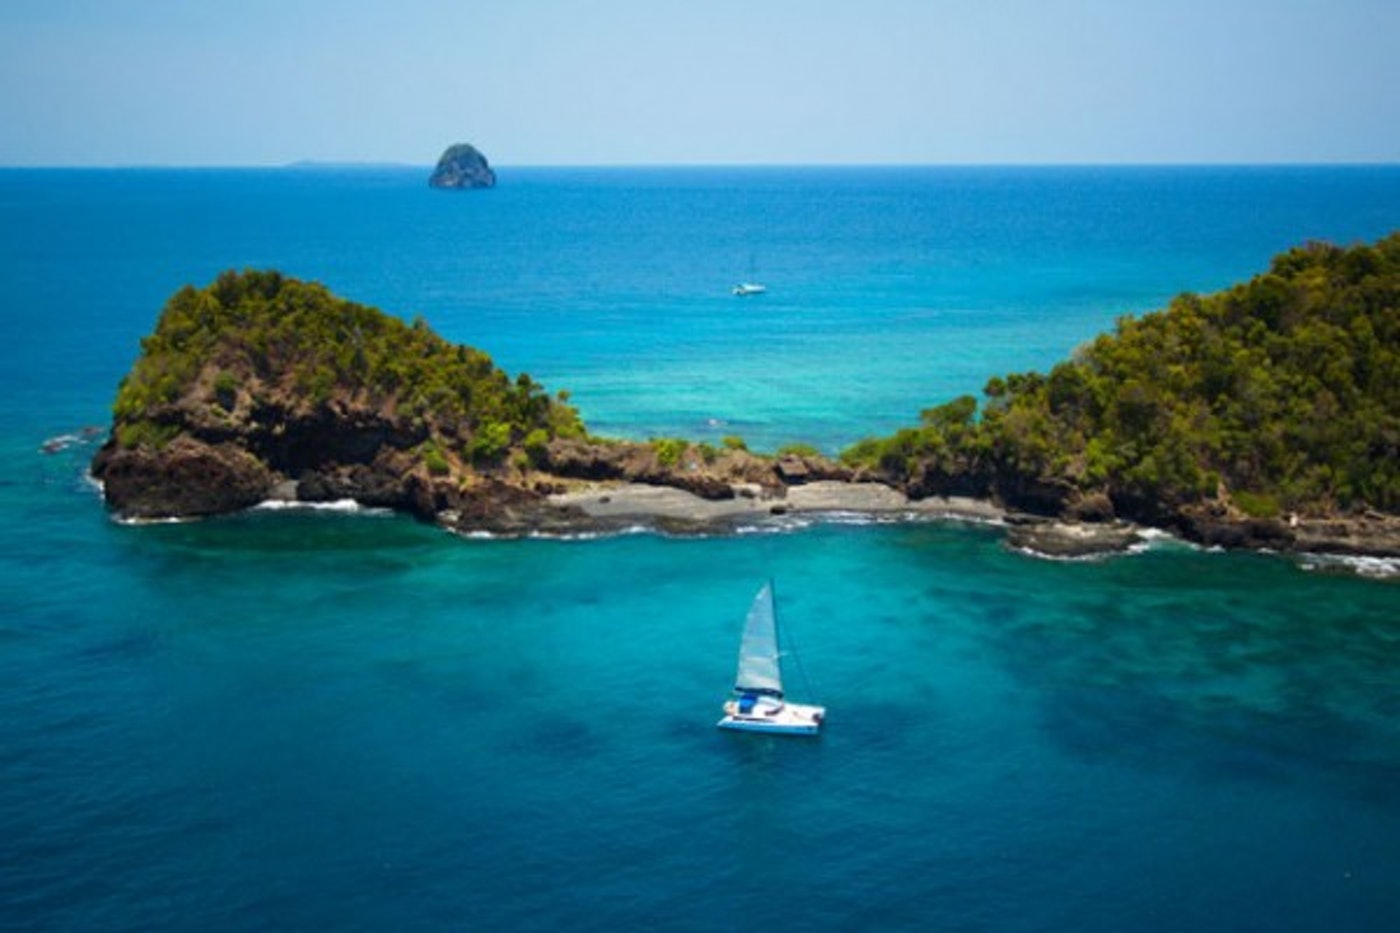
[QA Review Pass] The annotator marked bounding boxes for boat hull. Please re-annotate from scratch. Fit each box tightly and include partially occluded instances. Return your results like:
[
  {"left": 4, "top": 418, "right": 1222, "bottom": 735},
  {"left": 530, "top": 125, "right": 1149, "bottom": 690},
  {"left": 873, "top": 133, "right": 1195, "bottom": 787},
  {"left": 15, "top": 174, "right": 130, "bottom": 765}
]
[{"left": 717, "top": 699, "right": 825, "bottom": 735}]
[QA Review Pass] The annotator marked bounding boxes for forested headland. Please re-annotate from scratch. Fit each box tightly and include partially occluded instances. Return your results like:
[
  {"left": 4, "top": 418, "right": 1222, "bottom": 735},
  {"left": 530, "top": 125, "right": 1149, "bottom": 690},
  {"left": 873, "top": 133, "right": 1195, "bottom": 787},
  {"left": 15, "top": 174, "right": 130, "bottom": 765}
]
[
  {"left": 90, "top": 270, "right": 836, "bottom": 529},
  {"left": 108, "top": 268, "right": 585, "bottom": 463},
  {"left": 842, "top": 233, "right": 1400, "bottom": 535}
]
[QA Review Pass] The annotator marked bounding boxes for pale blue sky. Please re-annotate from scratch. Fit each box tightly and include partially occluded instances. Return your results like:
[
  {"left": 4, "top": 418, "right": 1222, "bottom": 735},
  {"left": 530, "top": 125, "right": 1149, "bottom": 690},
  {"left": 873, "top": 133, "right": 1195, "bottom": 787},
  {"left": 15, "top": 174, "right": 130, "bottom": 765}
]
[{"left": 2, "top": 0, "right": 1397, "bottom": 166}]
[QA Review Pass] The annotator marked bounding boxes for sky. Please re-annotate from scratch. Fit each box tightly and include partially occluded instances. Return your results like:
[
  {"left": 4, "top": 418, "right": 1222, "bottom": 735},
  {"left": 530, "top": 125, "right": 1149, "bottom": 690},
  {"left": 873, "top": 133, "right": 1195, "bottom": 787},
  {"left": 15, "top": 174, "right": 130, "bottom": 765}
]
[{"left": 1, "top": 0, "right": 1397, "bottom": 166}]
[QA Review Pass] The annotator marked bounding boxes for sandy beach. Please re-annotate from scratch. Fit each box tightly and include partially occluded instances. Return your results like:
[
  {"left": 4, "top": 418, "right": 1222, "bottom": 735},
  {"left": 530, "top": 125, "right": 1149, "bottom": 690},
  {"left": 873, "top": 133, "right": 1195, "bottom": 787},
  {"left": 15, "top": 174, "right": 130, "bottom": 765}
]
[
  {"left": 547, "top": 479, "right": 1006, "bottom": 526},
  {"left": 543, "top": 480, "right": 1176, "bottom": 558}
]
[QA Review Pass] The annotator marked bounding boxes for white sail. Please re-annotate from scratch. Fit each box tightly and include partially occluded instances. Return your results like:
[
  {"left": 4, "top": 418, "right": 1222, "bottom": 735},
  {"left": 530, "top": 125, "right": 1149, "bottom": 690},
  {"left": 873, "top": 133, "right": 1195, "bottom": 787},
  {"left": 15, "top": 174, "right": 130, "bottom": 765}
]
[
  {"left": 718, "top": 580, "right": 825, "bottom": 735},
  {"left": 734, "top": 582, "right": 783, "bottom": 696}
]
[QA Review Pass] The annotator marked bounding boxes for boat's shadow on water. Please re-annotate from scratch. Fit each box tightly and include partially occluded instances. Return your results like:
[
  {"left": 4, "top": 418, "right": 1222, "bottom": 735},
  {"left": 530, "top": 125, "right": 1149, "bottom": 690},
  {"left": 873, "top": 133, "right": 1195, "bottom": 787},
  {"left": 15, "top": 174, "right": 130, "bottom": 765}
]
[{"left": 509, "top": 716, "right": 610, "bottom": 760}]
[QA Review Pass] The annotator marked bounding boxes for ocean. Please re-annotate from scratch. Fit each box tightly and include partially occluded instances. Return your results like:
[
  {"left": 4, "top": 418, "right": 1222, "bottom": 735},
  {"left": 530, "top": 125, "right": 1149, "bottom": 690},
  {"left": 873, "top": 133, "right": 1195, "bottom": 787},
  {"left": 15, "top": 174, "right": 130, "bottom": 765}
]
[{"left": 2, "top": 165, "right": 1399, "bottom": 931}]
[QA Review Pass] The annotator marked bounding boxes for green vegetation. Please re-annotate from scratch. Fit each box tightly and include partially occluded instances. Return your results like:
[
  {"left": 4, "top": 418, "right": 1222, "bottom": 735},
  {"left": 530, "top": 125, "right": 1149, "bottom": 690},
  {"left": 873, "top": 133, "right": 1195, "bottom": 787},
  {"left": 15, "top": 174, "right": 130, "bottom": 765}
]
[
  {"left": 113, "top": 269, "right": 586, "bottom": 459},
  {"left": 114, "top": 420, "right": 180, "bottom": 451},
  {"left": 418, "top": 440, "right": 451, "bottom": 477},
  {"left": 843, "top": 233, "right": 1400, "bottom": 516},
  {"left": 650, "top": 437, "right": 690, "bottom": 468}
]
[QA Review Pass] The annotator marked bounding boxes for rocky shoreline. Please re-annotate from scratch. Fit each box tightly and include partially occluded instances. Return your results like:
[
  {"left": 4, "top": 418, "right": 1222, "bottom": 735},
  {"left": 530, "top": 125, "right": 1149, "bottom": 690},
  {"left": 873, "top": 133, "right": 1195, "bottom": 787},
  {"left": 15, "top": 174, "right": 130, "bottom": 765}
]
[
  {"left": 89, "top": 422, "right": 1400, "bottom": 563},
  {"left": 538, "top": 481, "right": 1400, "bottom": 563},
  {"left": 545, "top": 480, "right": 1396, "bottom": 562},
  {"left": 94, "top": 438, "right": 1400, "bottom": 567},
  {"left": 91, "top": 270, "right": 1400, "bottom": 571},
  {"left": 481, "top": 470, "right": 1395, "bottom": 560}
]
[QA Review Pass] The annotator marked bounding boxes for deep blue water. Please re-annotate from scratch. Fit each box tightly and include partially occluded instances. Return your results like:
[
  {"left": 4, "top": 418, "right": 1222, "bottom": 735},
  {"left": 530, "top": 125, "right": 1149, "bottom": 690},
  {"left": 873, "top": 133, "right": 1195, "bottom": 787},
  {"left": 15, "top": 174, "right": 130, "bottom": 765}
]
[{"left": 2, "top": 166, "right": 1399, "bottom": 931}]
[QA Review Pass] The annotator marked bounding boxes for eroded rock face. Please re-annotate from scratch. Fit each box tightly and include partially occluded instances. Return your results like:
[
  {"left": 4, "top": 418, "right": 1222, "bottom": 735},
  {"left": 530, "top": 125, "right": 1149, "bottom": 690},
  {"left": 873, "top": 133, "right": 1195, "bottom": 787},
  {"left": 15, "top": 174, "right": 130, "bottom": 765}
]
[
  {"left": 428, "top": 143, "right": 496, "bottom": 189},
  {"left": 91, "top": 385, "right": 435, "bottom": 519},
  {"left": 1174, "top": 504, "right": 1295, "bottom": 551},
  {"left": 294, "top": 456, "right": 415, "bottom": 512},
  {"left": 91, "top": 436, "right": 274, "bottom": 519},
  {"left": 1004, "top": 516, "right": 1141, "bottom": 558}
]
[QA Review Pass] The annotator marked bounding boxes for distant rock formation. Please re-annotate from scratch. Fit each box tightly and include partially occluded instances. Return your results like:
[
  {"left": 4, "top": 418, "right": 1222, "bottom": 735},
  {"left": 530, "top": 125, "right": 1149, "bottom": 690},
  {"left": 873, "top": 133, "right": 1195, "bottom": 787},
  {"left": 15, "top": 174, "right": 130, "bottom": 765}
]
[{"left": 428, "top": 143, "right": 496, "bottom": 189}]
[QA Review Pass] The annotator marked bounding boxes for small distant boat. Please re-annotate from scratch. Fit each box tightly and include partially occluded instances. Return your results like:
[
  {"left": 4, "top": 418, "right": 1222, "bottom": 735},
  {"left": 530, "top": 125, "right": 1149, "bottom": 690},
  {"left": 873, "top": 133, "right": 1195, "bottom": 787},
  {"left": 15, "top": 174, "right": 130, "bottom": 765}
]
[
  {"left": 717, "top": 581, "right": 825, "bottom": 735},
  {"left": 732, "top": 282, "right": 767, "bottom": 296}
]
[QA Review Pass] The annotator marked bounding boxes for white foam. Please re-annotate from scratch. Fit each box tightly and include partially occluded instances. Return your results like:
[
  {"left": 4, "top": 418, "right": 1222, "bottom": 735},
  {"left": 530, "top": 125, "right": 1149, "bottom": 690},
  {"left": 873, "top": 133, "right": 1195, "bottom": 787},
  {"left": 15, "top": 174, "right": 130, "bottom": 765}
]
[
  {"left": 735, "top": 520, "right": 809, "bottom": 536},
  {"left": 1009, "top": 544, "right": 1123, "bottom": 564},
  {"left": 927, "top": 511, "right": 1007, "bottom": 528},
  {"left": 253, "top": 498, "right": 392, "bottom": 516},
  {"left": 113, "top": 514, "right": 192, "bottom": 526},
  {"left": 1298, "top": 552, "right": 1400, "bottom": 579}
]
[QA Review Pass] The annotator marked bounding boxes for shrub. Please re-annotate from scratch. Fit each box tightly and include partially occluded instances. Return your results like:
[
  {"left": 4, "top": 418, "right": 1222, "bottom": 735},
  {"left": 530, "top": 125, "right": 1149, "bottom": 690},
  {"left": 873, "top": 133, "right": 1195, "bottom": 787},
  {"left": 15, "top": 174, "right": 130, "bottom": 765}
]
[
  {"left": 420, "top": 441, "right": 451, "bottom": 476},
  {"left": 1233, "top": 491, "right": 1280, "bottom": 518},
  {"left": 523, "top": 428, "right": 551, "bottom": 468},
  {"left": 651, "top": 437, "right": 689, "bottom": 467},
  {"left": 213, "top": 371, "right": 239, "bottom": 410},
  {"left": 115, "top": 420, "right": 180, "bottom": 450},
  {"left": 469, "top": 421, "right": 512, "bottom": 465}
]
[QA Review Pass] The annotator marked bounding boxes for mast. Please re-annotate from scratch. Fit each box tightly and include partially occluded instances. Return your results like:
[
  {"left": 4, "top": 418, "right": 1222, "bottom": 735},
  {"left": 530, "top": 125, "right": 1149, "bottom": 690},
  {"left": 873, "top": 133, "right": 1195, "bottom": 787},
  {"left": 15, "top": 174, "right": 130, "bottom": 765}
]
[{"left": 773, "top": 577, "right": 819, "bottom": 706}]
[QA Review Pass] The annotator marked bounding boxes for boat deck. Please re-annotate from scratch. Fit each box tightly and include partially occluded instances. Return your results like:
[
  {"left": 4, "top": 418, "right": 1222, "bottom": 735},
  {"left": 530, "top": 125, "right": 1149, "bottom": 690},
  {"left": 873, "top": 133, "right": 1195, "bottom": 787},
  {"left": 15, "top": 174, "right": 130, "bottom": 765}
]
[{"left": 717, "top": 697, "right": 825, "bottom": 735}]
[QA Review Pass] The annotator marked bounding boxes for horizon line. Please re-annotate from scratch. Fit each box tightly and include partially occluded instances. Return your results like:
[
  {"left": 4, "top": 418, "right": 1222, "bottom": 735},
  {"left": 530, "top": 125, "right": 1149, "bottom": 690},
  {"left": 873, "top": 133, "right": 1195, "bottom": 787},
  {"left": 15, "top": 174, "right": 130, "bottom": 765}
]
[{"left": 3, "top": 158, "right": 1399, "bottom": 172}]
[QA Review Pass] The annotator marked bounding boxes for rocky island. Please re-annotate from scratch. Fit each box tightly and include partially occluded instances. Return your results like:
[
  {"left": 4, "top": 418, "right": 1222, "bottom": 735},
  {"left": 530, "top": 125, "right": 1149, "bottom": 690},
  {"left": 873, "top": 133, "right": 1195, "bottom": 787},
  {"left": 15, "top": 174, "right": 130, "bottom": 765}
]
[
  {"left": 92, "top": 233, "right": 1400, "bottom": 560},
  {"left": 428, "top": 143, "right": 496, "bottom": 189}
]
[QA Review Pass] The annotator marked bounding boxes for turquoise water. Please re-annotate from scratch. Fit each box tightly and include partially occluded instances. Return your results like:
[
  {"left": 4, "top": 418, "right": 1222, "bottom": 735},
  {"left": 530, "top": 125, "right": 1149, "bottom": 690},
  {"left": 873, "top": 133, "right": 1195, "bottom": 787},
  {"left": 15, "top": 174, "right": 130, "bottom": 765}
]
[{"left": 3, "top": 166, "right": 1400, "bottom": 930}]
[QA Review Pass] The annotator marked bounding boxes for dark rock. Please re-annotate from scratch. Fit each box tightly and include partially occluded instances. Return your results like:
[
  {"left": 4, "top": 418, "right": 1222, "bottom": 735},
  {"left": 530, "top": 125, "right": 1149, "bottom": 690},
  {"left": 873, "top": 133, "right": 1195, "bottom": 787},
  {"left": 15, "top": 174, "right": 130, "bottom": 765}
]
[
  {"left": 902, "top": 460, "right": 993, "bottom": 501},
  {"left": 775, "top": 457, "right": 810, "bottom": 484},
  {"left": 544, "top": 438, "right": 736, "bottom": 500},
  {"left": 296, "top": 462, "right": 411, "bottom": 510},
  {"left": 1290, "top": 515, "right": 1400, "bottom": 558},
  {"left": 1064, "top": 490, "right": 1116, "bottom": 523},
  {"left": 1005, "top": 517, "right": 1140, "bottom": 558},
  {"left": 92, "top": 436, "right": 274, "bottom": 519},
  {"left": 247, "top": 401, "right": 426, "bottom": 475},
  {"left": 785, "top": 455, "right": 855, "bottom": 483},
  {"left": 993, "top": 475, "right": 1077, "bottom": 517},
  {"left": 447, "top": 478, "right": 591, "bottom": 536},
  {"left": 429, "top": 143, "right": 496, "bottom": 189},
  {"left": 543, "top": 438, "right": 629, "bottom": 481},
  {"left": 660, "top": 473, "right": 735, "bottom": 501},
  {"left": 1175, "top": 505, "right": 1295, "bottom": 551},
  {"left": 405, "top": 473, "right": 465, "bottom": 521}
]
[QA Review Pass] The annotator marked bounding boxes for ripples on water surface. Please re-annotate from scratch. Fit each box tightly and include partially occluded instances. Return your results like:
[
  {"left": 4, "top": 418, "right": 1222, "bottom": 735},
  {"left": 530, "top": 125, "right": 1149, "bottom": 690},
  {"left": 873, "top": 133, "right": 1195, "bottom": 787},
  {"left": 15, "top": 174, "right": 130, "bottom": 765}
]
[{"left": 2, "top": 167, "right": 1399, "bottom": 930}]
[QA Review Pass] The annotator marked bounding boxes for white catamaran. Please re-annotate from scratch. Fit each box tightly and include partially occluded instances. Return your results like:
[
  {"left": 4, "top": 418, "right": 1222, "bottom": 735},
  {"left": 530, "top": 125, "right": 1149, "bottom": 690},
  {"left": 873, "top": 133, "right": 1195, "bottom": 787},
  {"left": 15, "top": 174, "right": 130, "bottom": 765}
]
[{"left": 717, "top": 581, "right": 825, "bottom": 735}]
